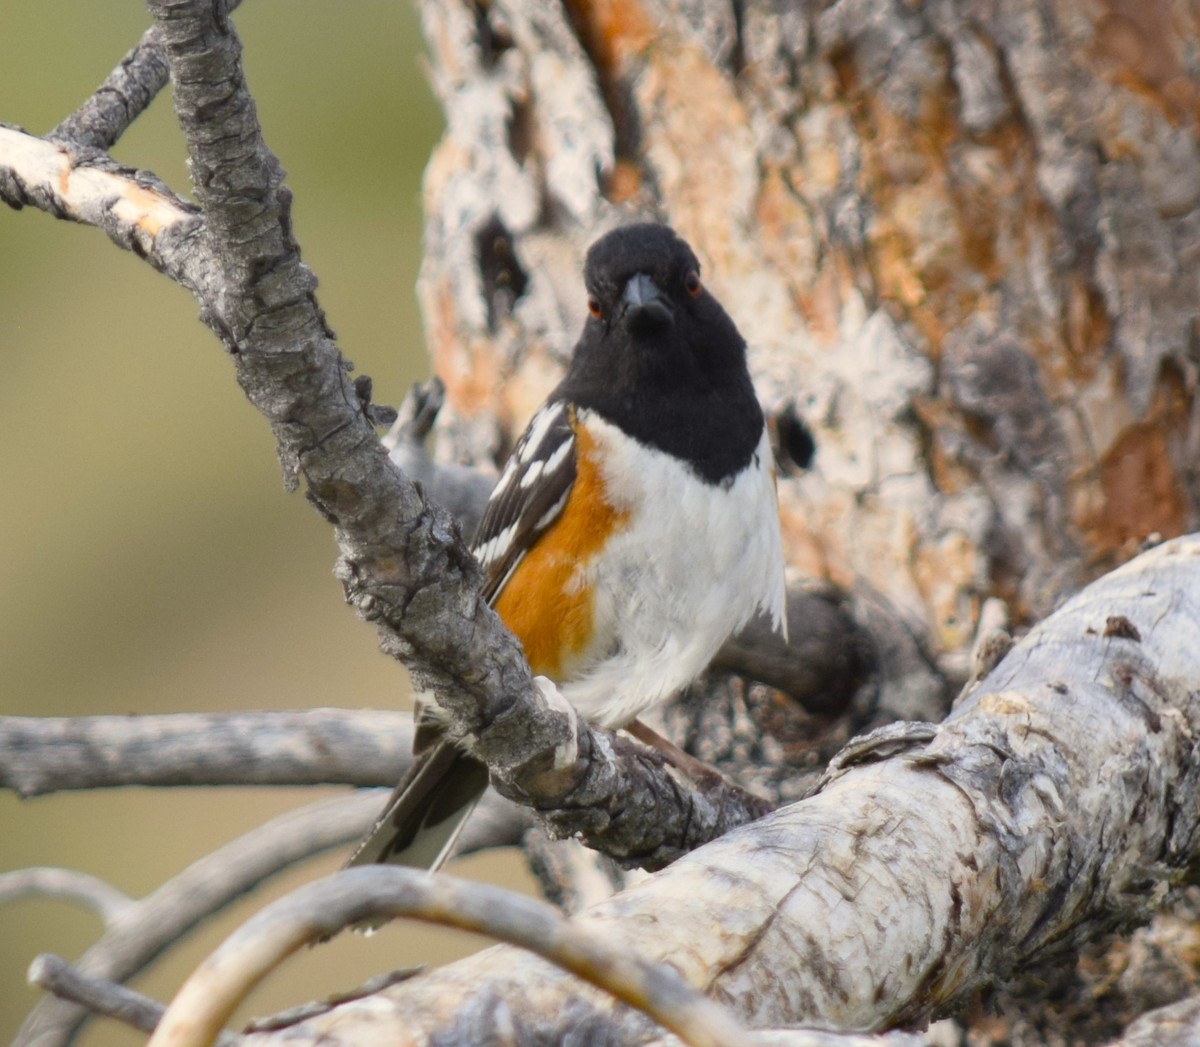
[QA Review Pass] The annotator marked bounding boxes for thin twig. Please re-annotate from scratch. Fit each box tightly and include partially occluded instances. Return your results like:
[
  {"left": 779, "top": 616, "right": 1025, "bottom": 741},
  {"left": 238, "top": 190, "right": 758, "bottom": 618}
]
[
  {"left": 27, "top": 954, "right": 241, "bottom": 1047},
  {"left": 242, "top": 966, "right": 424, "bottom": 1033},
  {"left": 48, "top": 0, "right": 245, "bottom": 150},
  {"left": 0, "top": 710, "right": 412, "bottom": 797},
  {"left": 13, "top": 791, "right": 379, "bottom": 1047},
  {"left": 146, "top": 867, "right": 751, "bottom": 1047},
  {"left": 0, "top": 869, "right": 133, "bottom": 923}
]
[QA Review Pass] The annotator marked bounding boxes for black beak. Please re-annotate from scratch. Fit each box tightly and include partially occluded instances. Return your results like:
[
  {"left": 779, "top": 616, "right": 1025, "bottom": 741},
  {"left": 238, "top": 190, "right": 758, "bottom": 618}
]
[{"left": 620, "top": 272, "right": 673, "bottom": 330}]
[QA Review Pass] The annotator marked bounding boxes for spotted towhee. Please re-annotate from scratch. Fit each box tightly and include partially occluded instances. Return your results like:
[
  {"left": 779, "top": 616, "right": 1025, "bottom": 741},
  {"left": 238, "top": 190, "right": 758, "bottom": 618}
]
[{"left": 349, "top": 223, "right": 787, "bottom": 870}]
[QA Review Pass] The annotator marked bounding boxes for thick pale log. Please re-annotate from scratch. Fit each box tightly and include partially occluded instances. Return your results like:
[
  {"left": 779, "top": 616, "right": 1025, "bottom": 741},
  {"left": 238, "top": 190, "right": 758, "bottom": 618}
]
[{"left": 233, "top": 536, "right": 1200, "bottom": 1043}]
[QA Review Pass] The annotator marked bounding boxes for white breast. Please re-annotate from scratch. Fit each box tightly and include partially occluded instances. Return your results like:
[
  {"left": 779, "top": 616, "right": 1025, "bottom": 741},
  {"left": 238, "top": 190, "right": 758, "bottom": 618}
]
[{"left": 561, "top": 411, "right": 786, "bottom": 727}]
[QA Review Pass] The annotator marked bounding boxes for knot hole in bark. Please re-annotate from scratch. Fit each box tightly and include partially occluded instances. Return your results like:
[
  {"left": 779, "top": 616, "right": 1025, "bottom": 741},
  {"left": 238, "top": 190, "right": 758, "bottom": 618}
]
[{"left": 475, "top": 215, "right": 528, "bottom": 332}]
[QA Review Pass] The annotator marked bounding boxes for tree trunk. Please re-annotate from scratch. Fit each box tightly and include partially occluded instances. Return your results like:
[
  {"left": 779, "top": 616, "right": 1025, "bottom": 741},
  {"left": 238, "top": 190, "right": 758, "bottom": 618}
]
[{"left": 385, "top": 0, "right": 1200, "bottom": 1039}]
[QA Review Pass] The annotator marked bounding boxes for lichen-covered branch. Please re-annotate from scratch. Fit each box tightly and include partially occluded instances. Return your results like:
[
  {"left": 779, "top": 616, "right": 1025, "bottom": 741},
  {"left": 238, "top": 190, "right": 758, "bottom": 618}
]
[{"left": 233, "top": 536, "right": 1200, "bottom": 1044}]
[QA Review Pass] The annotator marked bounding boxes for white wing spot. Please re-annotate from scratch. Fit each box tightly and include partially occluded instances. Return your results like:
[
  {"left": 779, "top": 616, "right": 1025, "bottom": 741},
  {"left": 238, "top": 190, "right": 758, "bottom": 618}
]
[
  {"left": 541, "top": 437, "right": 573, "bottom": 477},
  {"left": 488, "top": 458, "right": 520, "bottom": 504},
  {"left": 519, "top": 460, "right": 544, "bottom": 488},
  {"left": 519, "top": 404, "right": 564, "bottom": 463},
  {"left": 477, "top": 523, "right": 518, "bottom": 567},
  {"left": 535, "top": 489, "right": 571, "bottom": 531}
]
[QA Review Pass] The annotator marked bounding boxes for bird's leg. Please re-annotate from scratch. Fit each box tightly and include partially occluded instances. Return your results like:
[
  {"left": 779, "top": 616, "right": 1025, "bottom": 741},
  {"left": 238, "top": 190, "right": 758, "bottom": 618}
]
[{"left": 623, "top": 719, "right": 726, "bottom": 787}]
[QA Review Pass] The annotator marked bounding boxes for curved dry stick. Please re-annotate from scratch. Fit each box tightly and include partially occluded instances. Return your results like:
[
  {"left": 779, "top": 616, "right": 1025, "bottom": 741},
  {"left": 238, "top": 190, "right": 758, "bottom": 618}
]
[
  {"left": 14, "top": 791, "right": 380, "bottom": 1047},
  {"left": 0, "top": 869, "right": 133, "bottom": 923},
  {"left": 1, "top": 710, "right": 412, "bottom": 797},
  {"left": 146, "top": 867, "right": 750, "bottom": 1047},
  {"left": 11, "top": 787, "right": 528, "bottom": 1047}
]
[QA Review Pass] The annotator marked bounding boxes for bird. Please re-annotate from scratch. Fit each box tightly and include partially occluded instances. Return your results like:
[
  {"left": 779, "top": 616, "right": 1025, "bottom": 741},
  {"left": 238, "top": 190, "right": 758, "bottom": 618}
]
[{"left": 348, "top": 222, "right": 787, "bottom": 871}]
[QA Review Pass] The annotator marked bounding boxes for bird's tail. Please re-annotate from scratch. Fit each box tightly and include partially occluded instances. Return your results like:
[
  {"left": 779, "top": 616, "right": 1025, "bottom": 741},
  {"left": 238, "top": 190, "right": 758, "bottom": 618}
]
[{"left": 347, "top": 742, "right": 490, "bottom": 872}]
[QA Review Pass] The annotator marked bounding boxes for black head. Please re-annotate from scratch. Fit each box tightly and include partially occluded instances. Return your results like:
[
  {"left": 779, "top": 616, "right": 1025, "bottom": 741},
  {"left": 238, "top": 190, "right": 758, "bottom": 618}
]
[
  {"left": 557, "top": 223, "right": 764, "bottom": 483},
  {"left": 567, "top": 223, "right": 747, "bottom": 389}
]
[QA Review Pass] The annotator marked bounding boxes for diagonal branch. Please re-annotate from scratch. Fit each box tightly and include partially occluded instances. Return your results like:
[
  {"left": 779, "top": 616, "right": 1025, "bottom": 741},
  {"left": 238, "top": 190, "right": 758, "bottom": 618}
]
[
  {"left": 133, "top": 0, "right": 769, "bottom": 874},
  {"left": 48, "top": 27, "right": 172, "bottom": 150}
]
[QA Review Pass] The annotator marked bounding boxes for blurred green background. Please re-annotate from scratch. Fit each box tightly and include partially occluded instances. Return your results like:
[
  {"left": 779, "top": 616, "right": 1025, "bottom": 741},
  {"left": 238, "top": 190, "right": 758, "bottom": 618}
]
[{"left": 1, "top": 4, "right": 530, "bottom": 1044}]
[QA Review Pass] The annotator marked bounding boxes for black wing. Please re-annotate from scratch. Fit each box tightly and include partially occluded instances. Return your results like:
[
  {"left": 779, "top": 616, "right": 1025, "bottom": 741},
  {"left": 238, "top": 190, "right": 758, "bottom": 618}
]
[{"left": 472, "top": 400, "right": 577, "bottom": 604}]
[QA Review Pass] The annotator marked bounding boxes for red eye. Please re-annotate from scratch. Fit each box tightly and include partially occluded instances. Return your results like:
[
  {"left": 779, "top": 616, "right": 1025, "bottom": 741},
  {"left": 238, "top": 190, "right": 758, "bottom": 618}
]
[
  {"left": 685, "top": 270, "right": 702, "bottom": 297},
  {"left": 587, "top": 294, "right": 602, "bottom": 319}
]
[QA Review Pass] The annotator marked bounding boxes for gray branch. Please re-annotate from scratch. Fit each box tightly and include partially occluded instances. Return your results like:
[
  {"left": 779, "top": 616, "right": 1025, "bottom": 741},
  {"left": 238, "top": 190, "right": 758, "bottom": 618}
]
[
  {"left": 0, "top": 710, "right": 413, "bottom": 797},
  {"left": 48, "top": 27, "right": 171, "bottom": 150},
  {"left": 26, "top": 954, "right": 242, "bottom": 1047},
  {"left": 47, "top": 0, "right": 244, "bottom": 150}
]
